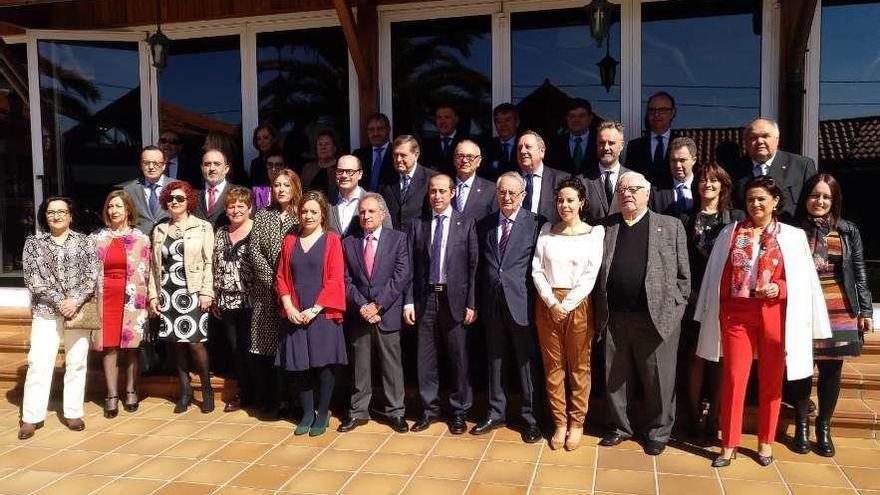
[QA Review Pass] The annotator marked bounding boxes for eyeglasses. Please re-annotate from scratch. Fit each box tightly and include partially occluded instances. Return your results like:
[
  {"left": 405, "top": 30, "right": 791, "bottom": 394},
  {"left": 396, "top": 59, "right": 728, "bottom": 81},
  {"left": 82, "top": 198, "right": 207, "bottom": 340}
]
[
  {"left": 141, "top": 160, "right": 164, "bottom": 167},
  {"left": 647, "top": 107, "right": 674, "bottom": 115},
  {"left": 167, "top": 195, "right": 187, "bottom": 204},
  {"left": 496, "top": 189, "right": 523, "bottom": 198},
  {"left": 616, "top": 186, "right": 646, "bottom": 195},
  {"left": 46, "top": 210, "right": 69, "bottom": 217},
  {"left": 202, "top": 160, "right": 224, "bottom": 167},
  {"left": 158, "top": 138, "right": 180, "bottom": 145},
  {"left": 454, "top": 153, "right": 481, "bottom": 162},
  {"left": 335, "top": 169, "right": 361, "bottom": 177}
]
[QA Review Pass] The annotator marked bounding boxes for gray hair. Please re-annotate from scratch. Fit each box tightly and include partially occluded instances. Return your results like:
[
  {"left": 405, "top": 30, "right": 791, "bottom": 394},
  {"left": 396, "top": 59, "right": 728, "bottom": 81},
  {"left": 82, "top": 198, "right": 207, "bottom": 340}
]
[
  {"left": 518, "top": 129, "right": 545, "bottom": 150},
  {"left": 744, "top": 117, "right": 780, "bottom": 138},
  {"left": 618, "top": 171, "right": 651, "bottom": 191},
  {"left": 496, "top": 171, "right": 526, "bottom": 190},
  {"left": 358, "top": 192, "right": 388, "bottom": 214}
]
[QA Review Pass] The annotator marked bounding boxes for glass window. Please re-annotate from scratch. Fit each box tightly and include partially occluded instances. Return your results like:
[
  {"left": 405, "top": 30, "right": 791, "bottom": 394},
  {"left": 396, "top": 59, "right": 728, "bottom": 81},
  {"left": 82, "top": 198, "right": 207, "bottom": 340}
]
[
  {"left": 158, "top": 36, "right": 243, "bottom": 185},
  {"left": 0, "top": 44, "right": 33, "bottom": 279},
  {"left": 819, "top": 0, "right": 880, "bottom": 267},
  {"left": 511, "top": 6, "right": 621, "bottom": 138},
  {"left": 391, "top": 16, "right": 492, "bottom": 139},
  {"left": 256, "top": 27, "right": 350, "bottom": 172},
  {"left": 641, "top": 0, "right": 761, "bottom": 166},
  {"left": 38, "top": 39, "right": 142, "bottom": 231}
]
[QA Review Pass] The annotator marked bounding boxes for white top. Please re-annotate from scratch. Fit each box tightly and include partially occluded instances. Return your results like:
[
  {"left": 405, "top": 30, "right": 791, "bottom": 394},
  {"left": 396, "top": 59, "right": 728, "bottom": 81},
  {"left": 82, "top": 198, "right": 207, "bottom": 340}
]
[
  {"left": 523, "top": 165, "right": 544, "bottom": 215},
  {"left": 142, "top": 174, "right": 168, "bottom": 205},
  {"left": 203, "top": 179, "right": 228, "bottom": 207},
  {"left": 336, "top": 186, "right": 365, "bottom": 234},
  {"left": 455, "top": 174, "right": 475, "bottom": 210},
  {"left": 650, "top": 129, "right": 672, "bottom": 157},
  {"left": 531, "top": 222, "right": 605, "bottom": 311}
]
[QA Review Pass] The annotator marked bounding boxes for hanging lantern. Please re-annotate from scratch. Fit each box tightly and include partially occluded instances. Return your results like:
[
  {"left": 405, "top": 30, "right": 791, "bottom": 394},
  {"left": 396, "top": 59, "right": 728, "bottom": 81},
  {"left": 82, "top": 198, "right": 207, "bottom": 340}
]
[
  {"left": 585, "top": 0, "right": 612, "bottom": 47},
  {"left": 597, "top": 44, "right": 618, "bottom": 93},
  {"left": 147, "top": 0, "right": 171, "bottom": 70}
]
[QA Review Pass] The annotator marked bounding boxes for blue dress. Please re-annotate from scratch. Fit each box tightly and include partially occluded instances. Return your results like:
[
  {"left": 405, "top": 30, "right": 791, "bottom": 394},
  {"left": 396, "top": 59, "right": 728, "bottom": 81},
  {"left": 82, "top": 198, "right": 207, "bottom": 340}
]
[{"left": 275, "top": 232, "right": 348, "bottom": 371}]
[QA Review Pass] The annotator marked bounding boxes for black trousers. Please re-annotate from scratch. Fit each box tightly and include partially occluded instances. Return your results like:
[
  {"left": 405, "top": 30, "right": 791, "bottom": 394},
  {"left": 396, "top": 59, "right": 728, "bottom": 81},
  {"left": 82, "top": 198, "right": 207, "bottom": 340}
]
[
  {"left": 218, "top": 308, "right": 254, "bottom": 402},
  {"left": 348, "top": 324, "right": 406, "bottom": 420},
  {"left": 417, "top": 291, "right": 472, "bottom": 417}
]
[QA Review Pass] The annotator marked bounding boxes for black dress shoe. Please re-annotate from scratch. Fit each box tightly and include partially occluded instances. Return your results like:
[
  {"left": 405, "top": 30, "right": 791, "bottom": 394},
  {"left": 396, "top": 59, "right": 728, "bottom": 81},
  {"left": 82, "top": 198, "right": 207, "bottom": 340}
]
[
  {"left": 470, "top": 418, "right": 506, "bottom": 436},
  {"left": 337, "top": 417, "right": 369, "bottom": 433},
  {"left": 598, "top": 432, "right": 630, "bottom": 447},
  {"left": 643, "top": 440, "right": 666, "bottom": 456},
  {"left": 521, "top": 424, "right": 542, "bottom": 444},
  {"left": 17, "top": 421, "right": 43, "bottom": 440},
  {"left": 411, "top": 415, "right": 437, "bottom": 432},
  {"left": 64, "top": 417, "right": 86, "bottom": 431},
  {"left": 389, "top": 417, "right": 409, "bottom": 433},
  {"left": 449, "top": 415, "right": 467, "bottom": 435}
]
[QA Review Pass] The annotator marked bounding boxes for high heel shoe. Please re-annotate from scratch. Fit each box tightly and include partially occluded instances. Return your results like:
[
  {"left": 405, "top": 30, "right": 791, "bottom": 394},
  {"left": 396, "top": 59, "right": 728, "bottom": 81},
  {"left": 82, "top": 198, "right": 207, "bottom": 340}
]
[
  {"left": 757, "top": 454, "right": 775, "bottom": 466},
  {"left": 201, "top": 386, "right": 215, "bottom": 414},
  {"left": 549, "top": 426, "right": 567, "bottom": 450},
  {"left": 295, "top": 412, "right": 316, "bottom": 436},
  {"left": 174, "top": 391, "right": 193, "bottom": 414},
  {"left": 124, "top": 391, "right": 139, "bottom": 413},
  {"left": 711, "top": 449, "right": 737, "bottom": 468},
  {"left": 103, "top": 396, "right": 119, "bottom": 419},
  {"left": 309, "top": 415, "right": 331, "bottom": 437}
]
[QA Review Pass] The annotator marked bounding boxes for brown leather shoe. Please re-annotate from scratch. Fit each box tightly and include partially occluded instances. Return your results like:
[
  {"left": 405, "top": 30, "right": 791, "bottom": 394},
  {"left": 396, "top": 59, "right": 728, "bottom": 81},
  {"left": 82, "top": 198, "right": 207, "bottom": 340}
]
[
  {"left": 18, "top": 420, "right": 44, "bottom": 440},
  {"left": 64, "top": 417, "right": 86, "bottom": 431}
]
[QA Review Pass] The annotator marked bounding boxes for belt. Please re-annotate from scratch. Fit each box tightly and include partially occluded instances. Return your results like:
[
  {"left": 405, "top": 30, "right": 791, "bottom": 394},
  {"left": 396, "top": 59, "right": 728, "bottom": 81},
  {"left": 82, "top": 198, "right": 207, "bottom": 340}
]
[{"left": 428, "top": 283, "right": 447, "bottom": 292}]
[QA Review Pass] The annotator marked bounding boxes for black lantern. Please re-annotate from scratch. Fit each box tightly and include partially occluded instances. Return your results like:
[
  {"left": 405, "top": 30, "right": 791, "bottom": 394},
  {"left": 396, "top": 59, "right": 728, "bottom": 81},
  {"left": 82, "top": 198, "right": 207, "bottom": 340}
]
[
  {"left": 585, "top": 0, "right": 612, "bottom": 47},
  {"left": 147, "top": 0, "right": 170, "bottom": 70},
  {"left": 597, "top": 43, "right": 618, "bottom": 93}
]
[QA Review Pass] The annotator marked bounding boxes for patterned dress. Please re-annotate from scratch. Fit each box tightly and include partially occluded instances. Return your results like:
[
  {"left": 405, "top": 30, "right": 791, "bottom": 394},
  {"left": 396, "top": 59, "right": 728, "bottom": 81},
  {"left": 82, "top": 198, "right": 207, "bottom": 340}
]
[
  {"left": 814, "top": 232, "right": 861, "bottom": 359},
  {"left": 158, "top": 235, "right": 209, "bottom": 343},
  {"left": 245, "top": 207, "right": 298, "bottom": 355}
]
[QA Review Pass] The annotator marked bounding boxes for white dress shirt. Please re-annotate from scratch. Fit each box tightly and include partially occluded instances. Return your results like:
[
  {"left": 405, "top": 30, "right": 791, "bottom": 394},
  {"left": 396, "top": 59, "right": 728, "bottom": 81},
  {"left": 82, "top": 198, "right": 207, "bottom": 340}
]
[
  {"left": 531, "top": 223, "right": 605, "bottom": 311},
  {"left": 599, "top": 162, "right": 622, "bottom": 191},
  {"left": 455, "top": 174, "right": 476, "bottom": 210},
  {"left": 337, "top": 186, "right": 365, "bottom": 234},
  {"left": 497, "top": 208, "right": 521, "bottom": 243},
  {"left": 650, "top": 130, "right": 672, "bottom": 158},
  {"left": 752, "top": 153, "right": 777, "bottom": 176},
  {"left": 568, "top": 131, "right": 590, "bottom": 157},
  {"left": 203, "top": 179, "right": 228, "bottom": 209},
  {"left": 430, "top": 206, "right": 453, "bottom": 283},
  {"left": 525, "top": 165, "right": 544, "bottom": 215},
  {"left": 673, "top": 174, "right": 694, "bottom": 210}
]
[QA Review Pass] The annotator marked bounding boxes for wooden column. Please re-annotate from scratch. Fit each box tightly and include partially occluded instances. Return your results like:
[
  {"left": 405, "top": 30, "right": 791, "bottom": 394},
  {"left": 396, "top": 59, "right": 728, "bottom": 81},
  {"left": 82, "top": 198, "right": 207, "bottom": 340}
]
[
  {"left": 778, "top": 0, "right": 818, "bottom": 154},
  {"left": 355, "top": 0, "right": 379, "bottom": 145}
]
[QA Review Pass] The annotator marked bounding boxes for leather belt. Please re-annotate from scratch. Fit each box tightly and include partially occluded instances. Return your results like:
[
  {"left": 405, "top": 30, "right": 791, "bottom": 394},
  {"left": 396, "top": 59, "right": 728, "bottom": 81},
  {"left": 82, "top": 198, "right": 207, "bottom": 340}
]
[{"left": 428, "top": 283, "right": 447, "bottom": 292}]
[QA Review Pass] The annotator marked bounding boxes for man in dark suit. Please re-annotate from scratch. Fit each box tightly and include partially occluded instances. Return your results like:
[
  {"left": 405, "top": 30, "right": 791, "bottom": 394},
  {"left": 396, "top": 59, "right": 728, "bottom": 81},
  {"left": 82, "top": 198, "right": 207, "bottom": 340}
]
[
  {"left": 338, "top": 193, "right": 411, "bottom": 434},
  {"left": 579, "top": 121, "right": 631, "bottom": 224},
  {"left": 329, "top": 155, "right": 392, "bottom": 237},
  {"left": 470, "top": 172, "right": 544, "bottom": 443},
  {"left": 194, "top": 149, "right": 236, "bottom": 228},
  {"left": 517, "top": 130, "right": 569, "bottom": 223},
  {"left": 352, "top": 113, "right": 395, "bottom": 192},
  {"left": 594, "top": 171, "right": 690, "bottom": 456},
  {"left": 121, "top": 145, "right": 171, "bottom": 235},
  {"left": 404, "top": 174, "right": 478, "bottom": 435},
  {"left": 158, "top": 129, "right": 201, "bottom": 186},
  {"left": 649, "top": 136, "right": 697, "bottom": 219},
  {"left": 624, "top": 92, "right": 678, "bottom": 188},
  {"left": 420, "top": 105, "right": 466, "bottom": 174},
  {"left": 480, "top": 103, "right": 520, "bottom": 181},
  {"left": 381, "top": 135, "right": 437, "bottom": 230},
  {"left": 733, "top": 118, "right": 817, "bottom": 221},
  {"left": 547, "top": 98, "right": 598, "bottom": 176},
  {"left": 453, "top": 139, "right": 497, "bottom": 220}
]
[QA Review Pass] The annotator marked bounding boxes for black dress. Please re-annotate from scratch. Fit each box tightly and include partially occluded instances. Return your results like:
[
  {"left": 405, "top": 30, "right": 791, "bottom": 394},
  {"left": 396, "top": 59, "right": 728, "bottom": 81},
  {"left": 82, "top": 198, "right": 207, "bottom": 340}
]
[{"left": 275, "top": 233, "right": 348, "bottom": 371}]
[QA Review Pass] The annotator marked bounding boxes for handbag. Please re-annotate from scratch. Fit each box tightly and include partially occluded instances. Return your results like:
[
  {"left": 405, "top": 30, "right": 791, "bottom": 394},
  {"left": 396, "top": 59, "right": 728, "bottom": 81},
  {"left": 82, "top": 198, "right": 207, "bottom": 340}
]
[{"left": 65, "top": 299, "right": 101, "bottom": 331}]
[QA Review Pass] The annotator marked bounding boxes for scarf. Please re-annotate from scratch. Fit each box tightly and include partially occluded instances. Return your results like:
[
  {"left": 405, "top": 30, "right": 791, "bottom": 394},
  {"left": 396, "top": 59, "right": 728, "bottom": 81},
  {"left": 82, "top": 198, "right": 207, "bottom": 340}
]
[
  {"left": 803, "top": 216, "right": 832, "bottom": 272},
  {"left": 728, "top": 218, "right": 782, "bottom": 298}
]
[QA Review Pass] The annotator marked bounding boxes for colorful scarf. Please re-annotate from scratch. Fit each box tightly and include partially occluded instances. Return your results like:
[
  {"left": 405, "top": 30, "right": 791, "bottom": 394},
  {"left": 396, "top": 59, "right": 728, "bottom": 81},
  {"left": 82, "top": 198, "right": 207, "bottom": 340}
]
[
  {"left": 728, "top": 218, "right": 782, "bottom": 298},
  {"left": 803, "top": 216, "right": 832, "bottom": 272}
]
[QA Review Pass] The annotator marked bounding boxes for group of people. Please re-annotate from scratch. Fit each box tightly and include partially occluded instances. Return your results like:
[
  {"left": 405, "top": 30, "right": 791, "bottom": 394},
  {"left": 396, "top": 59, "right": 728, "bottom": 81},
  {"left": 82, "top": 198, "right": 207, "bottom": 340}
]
[{"left": 17, "top": 94, "right": 872, "bottom": 469}]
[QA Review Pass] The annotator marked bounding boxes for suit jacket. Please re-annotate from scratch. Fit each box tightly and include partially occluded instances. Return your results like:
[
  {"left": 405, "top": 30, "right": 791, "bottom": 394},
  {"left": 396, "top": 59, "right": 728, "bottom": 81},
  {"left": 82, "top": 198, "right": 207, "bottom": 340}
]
[
  {"left": 624, "top": 132, "right": 679, "bottom": 188},
  {"left": 353, "top": 144, "right": 395, "bottom": 192},
  {"left": 593, "top": 211, "right": 691, "bottom": 341},
  {"left": 547, "top": 131, "right": 598, "bottom": 176},
  {"left": 476, "top": 209, "right": 544, "bottom": 327},
  {"left": 328, "top": 195, "right": 393, "bottom": 238},
  {"left": 479, "top": 135, "right": 519, "bottom": 181},
  {"left": 421, "top": 133, "right": 467, "bottom": 175},
  {"left": 577, "top": 165, "right": 632, "bottom": 224},
  {"left": 121, "top": 177, "right": 170, "bottom": 236},
  {"left": 457, "top": 175, "right": 498, "bottom": 220},
  {"left": 194, "top": 182, "right": 239, "bottom": 229},
  {"left": 381, "top": 164, "right": 437, "bottom": 230},
  {"left": 405, "top": 210, "right": 478, "bottom": 322},
  {"left": 732, "top": 150, "right": 818, "bottom": 221},
  {"left": 649, "top": 183, "right": 695, "bottom": 220},
  {"left": 526, "top": 165, "right": 569, "bottom": 224},
  {"left": 343, "top": 228, "right": 412, "bottom": 332}
]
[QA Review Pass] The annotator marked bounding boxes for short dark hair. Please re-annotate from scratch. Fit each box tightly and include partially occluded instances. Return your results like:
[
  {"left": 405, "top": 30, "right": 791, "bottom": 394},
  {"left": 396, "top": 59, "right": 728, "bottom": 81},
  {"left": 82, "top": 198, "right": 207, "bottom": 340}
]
[
  {"left": 37, "top": 196, "right": 75, "bottom": 233},
  {"left": 314, "top": 129, "right": 339, "bottom": 150},
  {"left": 252, "top": 123, "right": 282, "bottom": 156},
  {"left": 555, "top": 177, "right": 587, "bottom": 203},
  {"left": 141, "top": 145, "right": 166, "bottom": 163},
  {"left": 160, "top": 180, "right": 198, "bottom": 213},
  {"left": 743, "top": 176, "right": 785, "bottom": 214},
  {"left": 796, "top": 173, "right": 843, "bottom": 228},
  {"left": 567, "top": 98, "right": 593, "bottom": 114},
  {"left": 298, "top": 190, "right": 331, "bottom": 229},
  {"left": 435, "top": 104, "right": 458, "bottom": 116},
  {"left": 493, "top": 103, "right": 519, "bottom": 119},
  {"left": 647, "top": 91, "right": 676, "bottom": 109},
  {"left": 366, "top": 113, "right": 391, "bottom": 128}
]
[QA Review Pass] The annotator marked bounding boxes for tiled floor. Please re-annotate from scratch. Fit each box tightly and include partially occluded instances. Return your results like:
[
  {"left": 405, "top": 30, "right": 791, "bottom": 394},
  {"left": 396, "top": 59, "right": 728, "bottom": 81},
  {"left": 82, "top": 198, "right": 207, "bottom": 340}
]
[{"left": 1, "top": 394, "right": 879, "bottom": 494}]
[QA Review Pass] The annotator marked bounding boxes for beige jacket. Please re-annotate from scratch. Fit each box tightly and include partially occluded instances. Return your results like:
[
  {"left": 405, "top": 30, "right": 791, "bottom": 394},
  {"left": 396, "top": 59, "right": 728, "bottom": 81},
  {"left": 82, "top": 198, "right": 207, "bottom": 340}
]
[{"left": 148, "top": 215, "right": 215, "bottom": 301}]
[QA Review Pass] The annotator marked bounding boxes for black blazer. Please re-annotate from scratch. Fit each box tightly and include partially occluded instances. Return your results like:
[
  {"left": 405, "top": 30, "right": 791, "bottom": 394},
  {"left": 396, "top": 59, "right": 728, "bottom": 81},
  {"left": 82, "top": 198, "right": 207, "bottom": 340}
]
[
  {"left": 343, "top": 228, "right": 412, "bottom": 332},
  {"left": 649, "top": 182, "right": 696, "bottom": 220},
  {"left": 479, "top": 135, "right": 519, "bottom": 181},
  {"left": 381, "top": 164, "right": 437, "bottom": 230},
  {"left": 194, "top": 182, "right": 240, "bottom": 229},
  {"left": 828, "top": 219, "right": 873, "bottom": 318},
  {"left": 547, "top": 131, "right": 598, "bottom": 176},
  {"left": 526, "top": 165, "right": 570, "bottom": 224},
  {"left": 457, "top": 175, "right": 498, "bottom": 220},
  {"left": 732, "top": 150, "right": 817, "bottom": 221},
  {"left": 421, "top": 133, "right": 467, "bottom": 175},
  {"left": 477, "top": 209, "right": 544, "bottom": 327},
  {"left": 577, "top": 165, "right": 631, "bottom": 224},
  {"left": 353, "top": 144, "right": 395, "bottom": 192},
  {"left": 405, "top": 210, "right": 478, "bottom": 322},
  {"left": 624, "top": 132, "right": 678, "bottom": 189}
]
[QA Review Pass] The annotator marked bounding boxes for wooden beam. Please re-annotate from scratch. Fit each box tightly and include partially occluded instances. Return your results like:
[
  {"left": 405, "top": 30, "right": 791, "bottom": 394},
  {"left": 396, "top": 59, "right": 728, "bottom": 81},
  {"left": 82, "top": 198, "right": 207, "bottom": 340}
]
[
  {"left": 0, "top": 37, "right": 28, "bottom": 108},
  {"left": 332, "top": 0, "right": 369, "bottom": 87},
  {"left": 0, "top": 20, "right": 26, "bottom": 35},
  {"left": 778, "top": 0, "right": 818, "bottom": 154},
  {"left": 355, "top": 0, "right": 379, "bottom": 143}
]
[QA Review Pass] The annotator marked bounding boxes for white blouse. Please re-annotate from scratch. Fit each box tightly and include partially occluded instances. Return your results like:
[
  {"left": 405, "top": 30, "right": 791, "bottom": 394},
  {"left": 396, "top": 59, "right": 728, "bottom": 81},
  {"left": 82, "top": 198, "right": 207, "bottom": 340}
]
[{"left": 531, "top": 223, "right": 605, "bottom": 311}]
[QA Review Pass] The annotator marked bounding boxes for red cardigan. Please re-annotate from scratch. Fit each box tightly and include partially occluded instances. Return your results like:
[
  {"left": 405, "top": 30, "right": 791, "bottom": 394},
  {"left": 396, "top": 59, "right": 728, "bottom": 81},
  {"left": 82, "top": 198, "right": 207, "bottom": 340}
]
[{"left": 275, "top": 230, "right": 345, "bottom": 322}]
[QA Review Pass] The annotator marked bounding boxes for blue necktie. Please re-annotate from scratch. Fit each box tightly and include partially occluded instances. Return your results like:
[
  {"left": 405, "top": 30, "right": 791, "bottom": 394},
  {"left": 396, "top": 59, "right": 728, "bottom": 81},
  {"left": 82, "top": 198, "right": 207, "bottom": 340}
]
[
  {"left": 147, "top": 182, "right": 159, "bottom": 217},
  {"left": 502, "top": 142, "right": 511, "bottom": 162},
  {"left": 522, "top": 174, "right": 534, "bottom": 211},
  {"left": 400, "top": 174, "right": 411, "bottom": 200},
  {"left": 676, "top": 183, "right": 688, "bottom": 213},
  {"left": 455, "top": 182, "right": 467, "bottom": 212},
  {"left": 370, "top": 147, "right": 383, "bottom": 191},
  {"left": 442, "top": 137, "right": 452, "bottom": 157},
  {"left": 430, "top": 215, "right": 446, "bottom": 283}
]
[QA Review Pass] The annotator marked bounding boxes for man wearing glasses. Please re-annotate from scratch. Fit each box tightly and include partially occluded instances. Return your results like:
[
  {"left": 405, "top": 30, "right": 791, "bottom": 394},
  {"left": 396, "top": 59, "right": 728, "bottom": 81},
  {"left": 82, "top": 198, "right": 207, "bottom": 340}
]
[
  {"left": 329, "top": 155, "right": 391, "bottom": 237},
  {"left": 452, "top": 140, "right": 497, "bottom": 220},
  {"left": 122, "top": 145, "right": 170, "bottom": 235},
  {"left": 624, "top": 92, "right": 678, "bottom": 188},
  {"left": 593, "top": 171, "right": 690, "bottom": 456}
]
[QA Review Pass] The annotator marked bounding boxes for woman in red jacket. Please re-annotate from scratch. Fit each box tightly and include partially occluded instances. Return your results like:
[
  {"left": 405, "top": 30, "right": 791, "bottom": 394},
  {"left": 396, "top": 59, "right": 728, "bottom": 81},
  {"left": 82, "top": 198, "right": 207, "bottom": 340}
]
[{"left": 275, "top": 190, "right": 347, "bottom": 436}]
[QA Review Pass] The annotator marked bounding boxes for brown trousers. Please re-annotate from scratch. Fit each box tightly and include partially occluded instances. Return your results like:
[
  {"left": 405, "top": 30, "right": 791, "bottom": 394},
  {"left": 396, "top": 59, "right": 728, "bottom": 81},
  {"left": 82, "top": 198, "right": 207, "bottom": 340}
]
[{"left": 535, "top": 288, "right": 594, "bottom": 427}]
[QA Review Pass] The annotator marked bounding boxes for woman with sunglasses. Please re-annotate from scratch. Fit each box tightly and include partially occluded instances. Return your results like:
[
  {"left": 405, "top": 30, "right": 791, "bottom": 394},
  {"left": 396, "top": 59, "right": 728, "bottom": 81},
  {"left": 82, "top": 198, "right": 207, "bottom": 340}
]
[{"left": 148, "top": 181, "right": 216, "bottom": 414}]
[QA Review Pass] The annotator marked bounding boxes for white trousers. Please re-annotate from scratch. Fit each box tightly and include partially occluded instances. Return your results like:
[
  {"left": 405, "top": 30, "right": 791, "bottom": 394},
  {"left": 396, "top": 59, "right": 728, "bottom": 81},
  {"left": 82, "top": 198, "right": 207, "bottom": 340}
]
[{"left": 21, "top": 315, "right": 90, "bottom": 423}]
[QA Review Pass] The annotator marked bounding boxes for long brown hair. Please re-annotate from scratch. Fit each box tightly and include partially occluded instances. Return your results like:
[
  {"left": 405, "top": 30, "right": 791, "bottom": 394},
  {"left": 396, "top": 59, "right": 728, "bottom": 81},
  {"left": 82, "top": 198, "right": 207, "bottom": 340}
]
[
  {"left": 796, "top": 173, "right": 842, "bottom": 228},
  {"left": 271, "top": 169, "right": 303, "bottom": 216},
  {"left": 694, "top": 162, "right": 733, "bottom": 212}
]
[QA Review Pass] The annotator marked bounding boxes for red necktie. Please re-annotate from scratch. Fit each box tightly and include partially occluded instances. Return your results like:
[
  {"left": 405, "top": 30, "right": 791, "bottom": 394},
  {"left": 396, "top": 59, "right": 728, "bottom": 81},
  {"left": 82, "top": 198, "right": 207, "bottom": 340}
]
[
  {"left": 364, "top": 234, "right": 375, "bottom": 277},
  {"left": 208, "top": 186, "right": 217, "bottom": 211}
]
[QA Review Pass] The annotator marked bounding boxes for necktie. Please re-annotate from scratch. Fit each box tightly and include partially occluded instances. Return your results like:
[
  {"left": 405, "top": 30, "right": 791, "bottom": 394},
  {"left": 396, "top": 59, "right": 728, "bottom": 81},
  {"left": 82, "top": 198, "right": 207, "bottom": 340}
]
[
  {"left": 442, "top": 137, "right": 452, "bottom": 157},
  {"left": 572, "top": 136, "right": 584, "bottom": 173},
  {"left": 400, "top": 174, "right": 411, "bottom": 200},
  {"left": 147, "top": 183, "right": 159, "bottom": 217},
  {"left": 653, "top": 135, "right": 665, "bottom": 168},
  {"left": 502, "top": 142, "right": 511, "bottom": 162},
  {"left": 499, "top": 218, "right": 512, "bottom": 258},
  {"left": 603, "top": 171, "right": 614, "bottom": 204},
  {"left": 430, "top": 215, "right": 446, "bottom": 283},
  {"left": 208, "top": 186, "right": 217, "bottom": 211},
  {"left": 676, "top": 183, "right": 688, "bottom": 213},
  {"left": 364, "top": 234, "right": 375, "bottom": 277},
  {"left": 522, "top": 174, "right": 534, "bottom": 211},
  {"left": 754, "top": 163, "right": 767, "bottom": 177},
  {"left": 455, "top": 182, "right": 467, "bottom": 212},
  {"left": 370, "top": 147, "right": 383, "bottom": 191}
]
